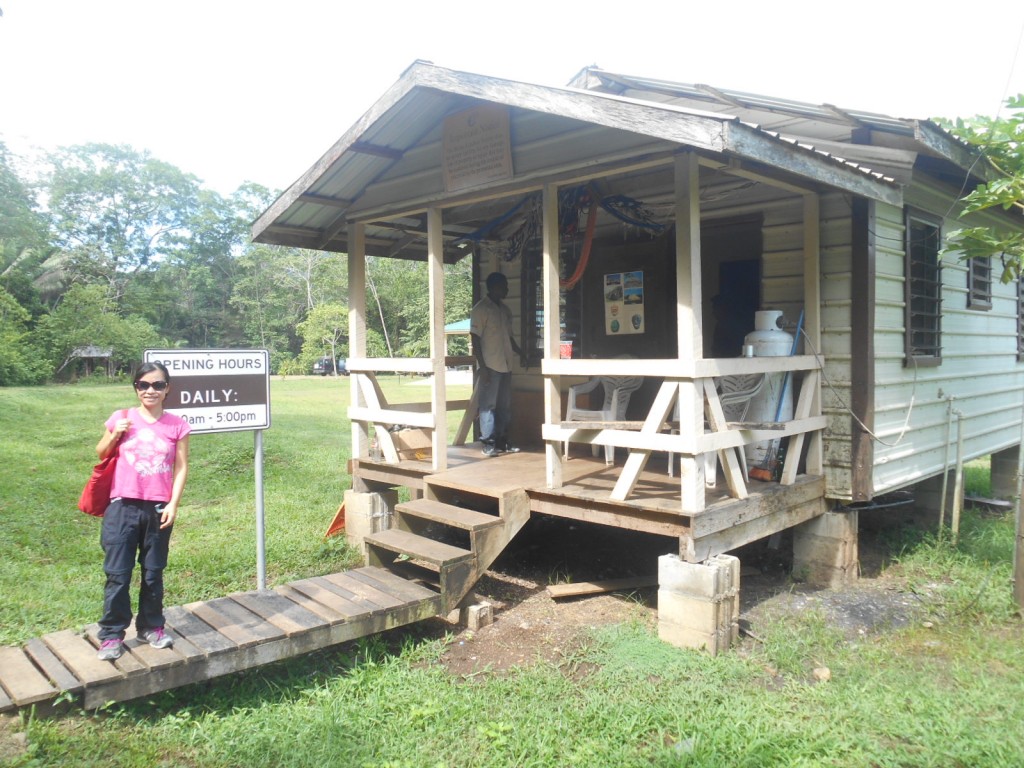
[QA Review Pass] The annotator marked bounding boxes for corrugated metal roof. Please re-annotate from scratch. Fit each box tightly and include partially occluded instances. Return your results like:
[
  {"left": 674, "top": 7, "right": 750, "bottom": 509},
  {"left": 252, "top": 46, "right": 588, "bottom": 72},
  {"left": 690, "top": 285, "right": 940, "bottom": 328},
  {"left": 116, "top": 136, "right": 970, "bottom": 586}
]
[{"left": 252, "top": 62, "right": 923, "bottom": 258}]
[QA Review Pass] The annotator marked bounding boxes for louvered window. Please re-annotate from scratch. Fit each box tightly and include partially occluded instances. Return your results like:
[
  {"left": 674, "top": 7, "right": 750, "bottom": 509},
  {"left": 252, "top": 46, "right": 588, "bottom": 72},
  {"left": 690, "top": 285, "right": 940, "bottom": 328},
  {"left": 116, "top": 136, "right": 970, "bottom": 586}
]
[
  {"left": 1017, "top": 277, "right": 1024, "bottom": 361},
  {"left": 967, "top": 256, "right": 992, "bottom": 310},
  {"left": 904, "top": 210, "right": 942, "bottom": 365}
]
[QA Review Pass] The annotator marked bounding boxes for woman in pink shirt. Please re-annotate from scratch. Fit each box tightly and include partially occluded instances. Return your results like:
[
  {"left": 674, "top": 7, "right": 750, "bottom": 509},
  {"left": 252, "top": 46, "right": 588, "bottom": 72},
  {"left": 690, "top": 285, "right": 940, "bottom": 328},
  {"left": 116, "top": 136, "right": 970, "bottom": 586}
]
[{"left": 95, "top": 362, "right": 191, "bottom": 661}]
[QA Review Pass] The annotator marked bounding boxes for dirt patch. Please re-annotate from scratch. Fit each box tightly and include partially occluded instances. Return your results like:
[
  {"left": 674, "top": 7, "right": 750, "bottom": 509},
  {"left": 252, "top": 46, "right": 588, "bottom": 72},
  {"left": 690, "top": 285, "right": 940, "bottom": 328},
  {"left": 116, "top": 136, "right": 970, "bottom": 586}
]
[{"left": 417, "top": 513, "right": 931, "bottom": 677}]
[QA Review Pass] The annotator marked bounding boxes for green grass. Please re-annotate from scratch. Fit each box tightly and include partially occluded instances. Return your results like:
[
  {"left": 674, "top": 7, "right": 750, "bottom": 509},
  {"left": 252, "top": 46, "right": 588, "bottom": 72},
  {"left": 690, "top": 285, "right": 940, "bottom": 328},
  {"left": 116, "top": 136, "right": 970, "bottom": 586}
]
[{"left": 2, "top": 381, "right": 1024, "bottom": 767}]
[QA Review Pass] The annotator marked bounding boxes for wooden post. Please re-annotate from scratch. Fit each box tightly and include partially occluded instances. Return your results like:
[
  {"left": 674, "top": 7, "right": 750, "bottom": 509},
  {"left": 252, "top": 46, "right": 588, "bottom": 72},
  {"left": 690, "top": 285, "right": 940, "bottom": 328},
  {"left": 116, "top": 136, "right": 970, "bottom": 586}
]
[
  {"left": 349, "top": 223, "right": 369, "bottom": 488},
  {"left": 802, "top": 193, "right": 824, "bottom": 476},
  {"left": 1014, "top": 401, "right": 1024, "bottom": 611},
  {"left": 543, "top": 182, "right": 563, "bottom": 489},
  {"left": 426, "top": 207, "right": 447, "bottom": 472},
  {"left": 674, "top": 152, "right": 704, "bottom": 512}
]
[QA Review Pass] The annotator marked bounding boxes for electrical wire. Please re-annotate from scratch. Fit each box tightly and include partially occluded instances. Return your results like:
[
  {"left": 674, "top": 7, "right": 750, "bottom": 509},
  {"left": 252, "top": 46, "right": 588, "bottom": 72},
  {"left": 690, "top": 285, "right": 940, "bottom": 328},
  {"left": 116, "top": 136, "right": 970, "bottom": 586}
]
[{"left": 798, "top": 326, "right": 917, "bottom": 448}]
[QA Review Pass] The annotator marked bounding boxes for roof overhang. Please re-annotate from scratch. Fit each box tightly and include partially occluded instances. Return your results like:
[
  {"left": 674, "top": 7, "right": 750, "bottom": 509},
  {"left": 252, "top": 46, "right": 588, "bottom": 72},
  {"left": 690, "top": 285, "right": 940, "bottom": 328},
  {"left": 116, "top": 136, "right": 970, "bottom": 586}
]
[{"left": 252, "top": 62, "right": 903, "bottom": 256}]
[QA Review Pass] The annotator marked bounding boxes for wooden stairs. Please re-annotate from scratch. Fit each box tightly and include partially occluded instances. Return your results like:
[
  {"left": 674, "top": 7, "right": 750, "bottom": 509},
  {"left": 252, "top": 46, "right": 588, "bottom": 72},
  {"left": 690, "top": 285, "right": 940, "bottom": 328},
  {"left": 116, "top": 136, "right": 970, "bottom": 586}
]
[
  {"left": 364, "top": 478, "right": 531, "bottom": 614},
  {"left": 0, "top": 478, "right": 529, "bottom": 713}
]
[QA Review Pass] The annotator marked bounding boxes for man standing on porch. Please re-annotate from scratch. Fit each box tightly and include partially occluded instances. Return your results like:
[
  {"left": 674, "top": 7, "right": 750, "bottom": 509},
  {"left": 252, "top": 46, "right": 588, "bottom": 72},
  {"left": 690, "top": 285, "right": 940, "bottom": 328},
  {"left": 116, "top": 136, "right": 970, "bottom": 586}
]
[{"left": 470, "top": 272, "right": 522, "bottom": 456}]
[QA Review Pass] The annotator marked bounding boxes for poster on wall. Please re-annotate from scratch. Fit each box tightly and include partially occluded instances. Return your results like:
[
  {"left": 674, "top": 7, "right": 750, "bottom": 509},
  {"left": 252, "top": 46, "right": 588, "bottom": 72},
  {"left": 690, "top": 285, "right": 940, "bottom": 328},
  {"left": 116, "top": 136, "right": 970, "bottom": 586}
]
[{"left": 604, "top": 271, "right": 645, "bottom": 335}]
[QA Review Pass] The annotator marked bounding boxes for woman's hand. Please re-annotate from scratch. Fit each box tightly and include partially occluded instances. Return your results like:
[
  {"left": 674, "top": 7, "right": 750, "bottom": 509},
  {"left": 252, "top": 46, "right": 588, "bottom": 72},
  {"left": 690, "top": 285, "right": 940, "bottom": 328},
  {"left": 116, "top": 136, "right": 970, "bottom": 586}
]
[{"left": 159, "top": 503, "right": 177, "bottom": 530}]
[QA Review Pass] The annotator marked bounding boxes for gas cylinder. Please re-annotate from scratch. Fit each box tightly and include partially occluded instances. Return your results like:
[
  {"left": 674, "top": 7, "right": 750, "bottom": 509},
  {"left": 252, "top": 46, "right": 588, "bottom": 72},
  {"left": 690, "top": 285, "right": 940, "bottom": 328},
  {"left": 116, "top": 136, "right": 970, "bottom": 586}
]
[{"left": 743, "top": 311, "right": 794, "bottom": 467}]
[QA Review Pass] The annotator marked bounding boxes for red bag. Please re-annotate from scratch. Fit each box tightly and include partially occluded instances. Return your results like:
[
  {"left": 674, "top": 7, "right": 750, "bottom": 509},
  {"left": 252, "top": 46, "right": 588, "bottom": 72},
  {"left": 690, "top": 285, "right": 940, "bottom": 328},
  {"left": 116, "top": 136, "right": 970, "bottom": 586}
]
[{"left": 78, "top": 410, "right": 128, "bottom": 517}]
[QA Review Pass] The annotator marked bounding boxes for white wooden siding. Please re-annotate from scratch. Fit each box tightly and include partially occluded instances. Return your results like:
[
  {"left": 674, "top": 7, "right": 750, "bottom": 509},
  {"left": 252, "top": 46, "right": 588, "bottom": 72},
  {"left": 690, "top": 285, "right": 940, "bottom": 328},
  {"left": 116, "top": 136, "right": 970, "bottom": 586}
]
[{"left": 870, "top": 186, "right": 1024, "bottom": 496}]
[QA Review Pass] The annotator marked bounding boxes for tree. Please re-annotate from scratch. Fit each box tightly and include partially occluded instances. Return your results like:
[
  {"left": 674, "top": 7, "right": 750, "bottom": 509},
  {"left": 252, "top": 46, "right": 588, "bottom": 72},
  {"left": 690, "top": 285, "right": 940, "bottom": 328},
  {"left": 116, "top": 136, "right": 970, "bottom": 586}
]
[
  {"left": 940, "top": 94, "right": 1024, "bottom": 282},
  {"left": 33, "top": 284, "right": 162, "bottom": 378},
  {"left": 296, "top": 302, "right": 348, "bottom": 371},
  {"left": 0, "top": 142, "right": 49, "bottom": 317},
  {"left": 0, "top": 287, "right": 47, "bottom": 385},
  {"left": 43, "top": 143, "right": 202, "bottom": 301}
]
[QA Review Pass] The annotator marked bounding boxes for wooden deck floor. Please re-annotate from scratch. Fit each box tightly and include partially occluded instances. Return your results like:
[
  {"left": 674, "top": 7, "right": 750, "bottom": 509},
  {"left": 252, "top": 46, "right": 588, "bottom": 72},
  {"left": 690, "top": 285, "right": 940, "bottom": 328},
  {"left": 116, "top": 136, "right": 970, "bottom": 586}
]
[
  {"left": 0, "top": 566, "right": 443, "bottom": 713},
  {"left": 356, "top": 446, "right": 825, "bottom": 544}
]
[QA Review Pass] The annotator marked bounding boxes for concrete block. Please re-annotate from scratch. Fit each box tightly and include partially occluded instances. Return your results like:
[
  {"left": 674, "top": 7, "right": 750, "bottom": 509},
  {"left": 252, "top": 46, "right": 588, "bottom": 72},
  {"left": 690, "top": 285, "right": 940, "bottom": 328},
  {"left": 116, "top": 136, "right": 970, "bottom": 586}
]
[
  {"left": 658, "top": 554, "right": 740, "bottom": 654},
  {"left": 659, "top": 553, "right": 739, "bottom": 599},
  {"left": 464, "top": 603, "right": 493, "bottom": 631},
  {"left": 792, "top": 511, "right": 859, "bottom": 588},
  {"left": 658, "top": 620, "right": 736, "bottom": 656},
  {"left": 344, "top": 489, "right": 396, "bottom": 558},
  {"left": 657, "top": 591, "right": 732, "bottom": 634},
  {"left": 991, "top": 445, "right": 1021, "bottom": 500}
]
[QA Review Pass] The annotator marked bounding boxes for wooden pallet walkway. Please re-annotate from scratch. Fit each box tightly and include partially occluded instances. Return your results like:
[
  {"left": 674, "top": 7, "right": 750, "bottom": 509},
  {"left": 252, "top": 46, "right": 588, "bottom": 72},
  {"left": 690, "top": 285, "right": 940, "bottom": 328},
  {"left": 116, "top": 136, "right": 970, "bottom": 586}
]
[{"left": 0, "top": 566, "right": 443, "bottom": 712}]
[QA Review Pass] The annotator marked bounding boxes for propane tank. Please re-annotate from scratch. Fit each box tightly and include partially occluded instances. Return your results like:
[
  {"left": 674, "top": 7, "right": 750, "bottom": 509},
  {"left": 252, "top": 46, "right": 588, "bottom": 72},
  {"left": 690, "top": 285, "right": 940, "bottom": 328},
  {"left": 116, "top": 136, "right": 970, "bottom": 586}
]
[{"left": 743, "top": 311, "right": 794, "bottom": 467}]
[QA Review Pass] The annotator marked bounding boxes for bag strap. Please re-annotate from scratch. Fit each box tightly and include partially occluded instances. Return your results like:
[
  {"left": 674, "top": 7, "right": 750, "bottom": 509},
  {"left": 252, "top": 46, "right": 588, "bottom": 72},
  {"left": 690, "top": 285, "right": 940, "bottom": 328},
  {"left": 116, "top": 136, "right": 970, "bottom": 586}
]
[{"left": 111, "top": 408, "right": 131, "bottom": 449}]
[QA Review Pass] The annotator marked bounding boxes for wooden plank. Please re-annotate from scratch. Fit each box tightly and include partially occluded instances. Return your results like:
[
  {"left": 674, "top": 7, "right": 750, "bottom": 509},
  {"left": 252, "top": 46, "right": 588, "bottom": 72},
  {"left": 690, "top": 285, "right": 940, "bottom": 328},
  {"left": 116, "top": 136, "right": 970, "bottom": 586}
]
[
  {"left": 396, "top": 498, "right": 500, "bottom": 531},
  {"left": 0, "top": 646, "right": 58, "bottom": 706},
  {"left": 560, "top": 420, "right": 648, "bottom": 430},
  {"left": 41, "top": 630, "right": 124, "bottom": 686},
  {"left": 185, "top": 597, "right": 285, "bottom": 649},
  {"left": 612, "top": 380, "right": 678, "bottom": 501},
  {"left": 364, "top": 528, "right": 473, "bottom": 566},
  {"left": 547, "top": 576, "right": 656, "bottom": 599},
  {"left": 690, "top": 475, "right": 825, "bottom": 537},
  {"left": 287, "top": 578, "right": 374, "bottom": 619},
  {"left": 24, "top": 638, "right": 83, "bottom": 695},
  {"left": 342, "top": 568, "right": 433, "bottom": 607},
  {"left": 0, "top": 683, "right": 12, "bottom": 713},
  {"left": 163, "top": 605, "right": 237, "bottom": 656},
  {"left": 353, "top": 566, "right": 443, "bottom": 603},
  {"left": 82, "top": 625, "right": 147, "bottom": 677},
  {"left": 230, "top": 590, "right": 327, "bottom": 637},
  {"left": 320, "top": 572, "right": 407, "bottom": 610},
  {"left": 274, "top": 584, "right": 349, "bottom": 623}
]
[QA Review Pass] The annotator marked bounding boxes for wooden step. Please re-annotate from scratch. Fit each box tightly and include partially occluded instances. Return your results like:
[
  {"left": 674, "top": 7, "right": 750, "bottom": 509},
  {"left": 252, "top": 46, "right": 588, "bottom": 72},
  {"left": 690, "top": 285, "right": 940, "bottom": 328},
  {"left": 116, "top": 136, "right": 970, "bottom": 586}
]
[
  {"left": 365, "top": 528, "right": 473, "bottom": 567},
  {"left": 0, "top": 646, "right": 59, "bottom": 707},
  {"left": 396, "top": 498, "right": 501, "bottom": 531}
]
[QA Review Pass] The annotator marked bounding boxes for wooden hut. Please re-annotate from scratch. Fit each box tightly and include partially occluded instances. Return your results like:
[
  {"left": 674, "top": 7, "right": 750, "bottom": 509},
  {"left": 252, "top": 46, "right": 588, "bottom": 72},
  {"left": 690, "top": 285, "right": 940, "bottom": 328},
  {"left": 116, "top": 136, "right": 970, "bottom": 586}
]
[{"left": 252, "top": 62, "right": 1024, "bottom": 650}]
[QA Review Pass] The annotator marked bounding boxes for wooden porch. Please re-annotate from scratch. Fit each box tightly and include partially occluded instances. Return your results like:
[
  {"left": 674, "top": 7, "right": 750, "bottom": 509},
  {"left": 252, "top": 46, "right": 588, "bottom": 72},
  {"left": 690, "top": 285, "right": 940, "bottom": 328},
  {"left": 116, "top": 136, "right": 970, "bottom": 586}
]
[{"left": 354, "top": 445, "right": 826, "bottom": 563}]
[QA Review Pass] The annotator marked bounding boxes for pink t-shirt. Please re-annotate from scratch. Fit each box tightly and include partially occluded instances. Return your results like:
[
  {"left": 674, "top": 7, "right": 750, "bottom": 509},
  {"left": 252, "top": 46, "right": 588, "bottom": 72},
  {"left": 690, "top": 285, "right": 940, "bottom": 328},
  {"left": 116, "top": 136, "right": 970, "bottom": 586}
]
[{"left": 106, "top": 409, "right": 191, "bottom": 502}]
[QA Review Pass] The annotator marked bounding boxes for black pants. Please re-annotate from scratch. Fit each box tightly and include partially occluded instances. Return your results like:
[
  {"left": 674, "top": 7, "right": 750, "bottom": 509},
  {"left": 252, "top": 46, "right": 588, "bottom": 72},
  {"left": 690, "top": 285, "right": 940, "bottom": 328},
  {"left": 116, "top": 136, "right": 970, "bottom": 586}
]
[{"left": 98, "top": 498, "right": 173, "bottom": 641}]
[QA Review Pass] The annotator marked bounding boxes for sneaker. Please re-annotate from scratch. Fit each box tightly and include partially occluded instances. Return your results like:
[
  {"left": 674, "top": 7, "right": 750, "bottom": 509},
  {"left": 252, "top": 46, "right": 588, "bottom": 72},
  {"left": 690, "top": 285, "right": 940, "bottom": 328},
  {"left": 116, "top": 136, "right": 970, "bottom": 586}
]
[
  {"left": 482, "top": 442, "right": 499, "bottom": 457},
  {"left": 97, "top": 639, "right": 124, "bottom": 661},
  {"left": 499, "top": 442, "right": 521, "bottom": 454},
  {"left": 140, "top": 627, "right": 174, "bottom": 649}
]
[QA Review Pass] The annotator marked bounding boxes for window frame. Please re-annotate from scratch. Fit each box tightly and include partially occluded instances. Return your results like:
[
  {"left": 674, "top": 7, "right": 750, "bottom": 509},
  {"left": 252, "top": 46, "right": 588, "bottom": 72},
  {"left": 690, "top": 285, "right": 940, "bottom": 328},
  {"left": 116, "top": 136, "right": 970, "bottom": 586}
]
[
  {"left": 967, "top": 255, "right": 993, "bottom": 311},
  {"left": 903, "top": 208, "right": 943, "bottom": 367}
]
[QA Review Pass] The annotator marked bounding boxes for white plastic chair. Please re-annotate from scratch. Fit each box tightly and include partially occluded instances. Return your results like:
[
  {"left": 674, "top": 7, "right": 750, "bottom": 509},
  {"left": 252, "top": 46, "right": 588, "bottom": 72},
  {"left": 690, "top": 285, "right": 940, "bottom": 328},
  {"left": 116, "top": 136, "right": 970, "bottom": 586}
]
[
  {"left": 564, "top": 375, "right": 644, "bottom": 464},
  {"left": 668, "top": 374, "right": 765, "bottom": 482}
]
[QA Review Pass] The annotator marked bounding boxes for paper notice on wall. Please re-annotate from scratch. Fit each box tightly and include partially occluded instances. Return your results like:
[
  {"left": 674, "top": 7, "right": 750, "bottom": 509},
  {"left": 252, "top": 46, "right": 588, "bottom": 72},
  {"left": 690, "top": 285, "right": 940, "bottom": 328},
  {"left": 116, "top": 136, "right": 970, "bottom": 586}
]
[{"left": 604, "top": 271, "right": 645, "bottom": 335}]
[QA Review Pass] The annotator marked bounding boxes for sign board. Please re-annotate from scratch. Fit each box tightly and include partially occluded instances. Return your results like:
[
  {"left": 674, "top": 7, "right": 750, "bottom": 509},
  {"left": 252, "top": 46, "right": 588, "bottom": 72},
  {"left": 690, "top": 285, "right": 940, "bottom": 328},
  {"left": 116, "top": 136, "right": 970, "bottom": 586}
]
[
  {"left": 144, "top": 349, "right": 270, "bottom": 434},
  {"left": 442, "top": 104, "right": 513, "bottom": 192},
  {"left": 604, "top": 271, "right": 645, "bottom": 335}
]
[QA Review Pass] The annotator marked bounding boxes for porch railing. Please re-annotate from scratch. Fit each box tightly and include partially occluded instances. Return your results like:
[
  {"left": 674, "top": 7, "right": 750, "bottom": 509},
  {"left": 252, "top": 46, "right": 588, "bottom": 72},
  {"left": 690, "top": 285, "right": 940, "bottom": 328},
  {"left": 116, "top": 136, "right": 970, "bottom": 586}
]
[
  {"left": 541, "top": 355, "right": 825, "bottom": 513},
  {"left": 346, "top": 356, "right": 476, "bottom": 471}
]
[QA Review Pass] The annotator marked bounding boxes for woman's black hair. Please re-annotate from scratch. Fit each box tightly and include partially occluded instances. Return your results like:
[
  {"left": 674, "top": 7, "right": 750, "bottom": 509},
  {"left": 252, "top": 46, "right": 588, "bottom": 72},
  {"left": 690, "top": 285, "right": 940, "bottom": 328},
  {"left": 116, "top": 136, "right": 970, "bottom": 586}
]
[{"left": 133, "top": 361, "right": 171, "bottom": 385}]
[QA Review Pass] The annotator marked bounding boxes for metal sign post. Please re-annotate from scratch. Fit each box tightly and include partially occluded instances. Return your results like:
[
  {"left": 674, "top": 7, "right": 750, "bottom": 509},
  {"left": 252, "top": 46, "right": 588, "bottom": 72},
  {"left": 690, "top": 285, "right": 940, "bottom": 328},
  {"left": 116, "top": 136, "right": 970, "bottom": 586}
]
[{"left": 145, "top": 349, "right": 272, "bottom": 590}]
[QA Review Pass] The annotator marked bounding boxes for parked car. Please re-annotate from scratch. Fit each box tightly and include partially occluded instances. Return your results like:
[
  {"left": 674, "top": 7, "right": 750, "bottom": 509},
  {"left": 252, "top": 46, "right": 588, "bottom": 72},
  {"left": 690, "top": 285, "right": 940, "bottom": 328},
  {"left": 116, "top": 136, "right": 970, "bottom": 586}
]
[{"left": 313, "top": 356, "right": 349, "bottom": 376}]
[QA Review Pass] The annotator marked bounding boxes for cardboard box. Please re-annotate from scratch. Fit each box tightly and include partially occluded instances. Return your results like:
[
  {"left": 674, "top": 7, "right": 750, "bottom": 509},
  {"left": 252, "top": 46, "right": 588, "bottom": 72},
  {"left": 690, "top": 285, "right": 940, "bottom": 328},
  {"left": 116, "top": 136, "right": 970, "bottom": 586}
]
[{"left": 391, "top": 428, "right": 432, "bottom": 461}]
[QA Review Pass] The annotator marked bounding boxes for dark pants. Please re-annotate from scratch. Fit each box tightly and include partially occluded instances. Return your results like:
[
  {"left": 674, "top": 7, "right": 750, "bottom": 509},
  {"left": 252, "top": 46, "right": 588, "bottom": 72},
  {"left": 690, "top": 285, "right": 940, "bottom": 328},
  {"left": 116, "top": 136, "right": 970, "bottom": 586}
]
[
  {"left": 98, "top": 498, "right": 173, "bottom": 641},
  {"left": 476, "top": 368, "right": 512, "bottom": 444}
]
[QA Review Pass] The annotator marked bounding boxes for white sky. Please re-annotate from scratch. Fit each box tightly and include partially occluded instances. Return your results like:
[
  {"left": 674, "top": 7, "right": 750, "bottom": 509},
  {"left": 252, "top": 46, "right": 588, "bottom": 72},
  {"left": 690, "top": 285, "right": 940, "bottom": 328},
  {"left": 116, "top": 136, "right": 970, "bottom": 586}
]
[{"left": 2, "top": 0, "right": 1023, "bottom": 196}]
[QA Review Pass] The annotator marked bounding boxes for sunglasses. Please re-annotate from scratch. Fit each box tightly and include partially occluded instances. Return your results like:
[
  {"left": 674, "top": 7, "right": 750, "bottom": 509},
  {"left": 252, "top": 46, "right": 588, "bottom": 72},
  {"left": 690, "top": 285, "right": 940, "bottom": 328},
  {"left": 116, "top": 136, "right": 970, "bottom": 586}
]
[{"left": 134, "top": 380, "right": 169, "bottom": 392}]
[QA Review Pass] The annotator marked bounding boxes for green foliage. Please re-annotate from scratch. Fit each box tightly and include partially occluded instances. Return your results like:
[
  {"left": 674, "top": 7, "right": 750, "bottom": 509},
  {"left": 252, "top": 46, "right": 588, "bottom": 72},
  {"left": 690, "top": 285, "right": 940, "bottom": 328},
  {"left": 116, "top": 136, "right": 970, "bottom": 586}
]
[
  {"left": 940, "top": 94, "right": 1024, "bottom": 281},
  {"left": 0, "top": 286, "right": 48, "bottom": 384},
  {"left": 297, "top": 301, "right": 348, "bottom": 364},
  {"left": 32, "top": 283, "right": 163, "bottom": 378}
]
